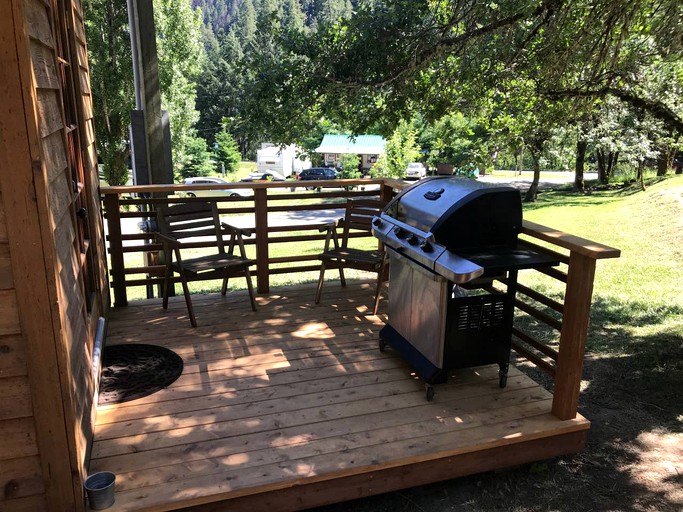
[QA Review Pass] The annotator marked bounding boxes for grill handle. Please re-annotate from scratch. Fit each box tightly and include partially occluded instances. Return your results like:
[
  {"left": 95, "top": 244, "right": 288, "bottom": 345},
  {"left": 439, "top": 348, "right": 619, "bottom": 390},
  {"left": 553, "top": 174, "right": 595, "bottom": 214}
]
[{"left": 375, "top": 215, "right": 436, "bottom": 244}]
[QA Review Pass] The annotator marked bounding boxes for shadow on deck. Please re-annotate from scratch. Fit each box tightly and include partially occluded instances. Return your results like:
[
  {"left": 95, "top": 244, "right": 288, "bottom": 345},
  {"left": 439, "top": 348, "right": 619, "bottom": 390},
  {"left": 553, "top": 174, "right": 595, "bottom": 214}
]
[{"left": 91, "top": 281, "right": 589, "bottom": 512}]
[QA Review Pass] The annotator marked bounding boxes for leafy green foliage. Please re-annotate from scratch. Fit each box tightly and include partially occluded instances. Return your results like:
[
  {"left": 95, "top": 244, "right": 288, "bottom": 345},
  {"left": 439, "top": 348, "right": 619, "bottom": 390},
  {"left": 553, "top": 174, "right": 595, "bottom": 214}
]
[
  {"left": 422, "top": 113, "right": 490, "bottom": 168},
  {"left": 214, "top": 124, "right": 242, "bottom": 175},
  {"left": 84, "top": 0, "right": 134, "bottom": 186},
  {"left": 375, "top": 121, "right": 419, "bottom": 178},
  {"left": 336, "top": 153, "right": 361, "bottom": 179},
  {"left": 154, "top": 0, "right": 206, "bottom": 171},
  {"left": 180, "top": 136, "right": 214, "bottom": 179}
]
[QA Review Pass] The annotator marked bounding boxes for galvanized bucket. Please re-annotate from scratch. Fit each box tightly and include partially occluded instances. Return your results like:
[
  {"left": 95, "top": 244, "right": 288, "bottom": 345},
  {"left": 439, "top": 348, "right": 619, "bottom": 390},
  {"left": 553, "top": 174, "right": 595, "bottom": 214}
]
[{"left": 84, "top": 471, "right": 116, "bottom": 510}]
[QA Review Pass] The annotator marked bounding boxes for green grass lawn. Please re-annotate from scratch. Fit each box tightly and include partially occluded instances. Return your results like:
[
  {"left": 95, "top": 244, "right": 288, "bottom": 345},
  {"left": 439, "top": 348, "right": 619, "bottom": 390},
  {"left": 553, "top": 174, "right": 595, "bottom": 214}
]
[{"left": 521, "top": 175, "right": 683, "bottom": 355}]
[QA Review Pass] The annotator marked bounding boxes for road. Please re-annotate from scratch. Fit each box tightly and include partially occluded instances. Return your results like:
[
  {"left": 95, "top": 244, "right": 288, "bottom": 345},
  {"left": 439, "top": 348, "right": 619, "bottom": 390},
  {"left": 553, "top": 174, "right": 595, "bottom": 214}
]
[{"left": 116, "top": 172, "right": 592, "bottom": 237}]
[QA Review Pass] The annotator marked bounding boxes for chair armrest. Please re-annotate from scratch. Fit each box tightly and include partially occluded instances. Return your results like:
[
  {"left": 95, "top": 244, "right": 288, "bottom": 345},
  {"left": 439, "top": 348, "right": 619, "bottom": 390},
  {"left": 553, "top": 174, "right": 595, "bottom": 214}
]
[
  {"left": 221, "top": 222, "right": 253, "bottom": 238},
  {"left": 154, "top": 232, "right": 181, "bottom": 247},
  {"left": 318, "top": 219, "right": 341, "bottom": 233}
]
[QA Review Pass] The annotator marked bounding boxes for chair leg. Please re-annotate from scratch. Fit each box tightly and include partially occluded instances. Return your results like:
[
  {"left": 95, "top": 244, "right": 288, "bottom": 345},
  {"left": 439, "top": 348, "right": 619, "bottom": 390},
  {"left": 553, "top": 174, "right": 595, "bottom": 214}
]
[
  {"left": 221, "top": 276, "right": 229, "bottom": 296},
  {"left": 244, "top": 268, "right": 257, "bottom": 311},
  {"left": 372, "top": 274, "right": 384, "bottom": 316},
  {"left": 338, "top": 264, "right": 346, "bottom": 287},
  {"left": 178, "top": 270, "right": 197, "bottom": 327},
  {"left": 162, "top": 265, "right": 172, "bottom": 310},
  {"left": 372, "top": 253, "right": 389, "bottom": 315},
  {"left": 315, "top": 261, "right": 327, "bottom": 304}
]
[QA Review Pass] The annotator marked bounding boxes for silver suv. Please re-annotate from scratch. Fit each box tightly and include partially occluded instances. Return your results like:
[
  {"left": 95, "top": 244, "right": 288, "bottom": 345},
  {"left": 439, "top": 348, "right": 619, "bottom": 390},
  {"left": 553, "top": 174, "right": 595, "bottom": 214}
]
[{"left": 405, "top": 162, "right": 427, "bottom": 180}]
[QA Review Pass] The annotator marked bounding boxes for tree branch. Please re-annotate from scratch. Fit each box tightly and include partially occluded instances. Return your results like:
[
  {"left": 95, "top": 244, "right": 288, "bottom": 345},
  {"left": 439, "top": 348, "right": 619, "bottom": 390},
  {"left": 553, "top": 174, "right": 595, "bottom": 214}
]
[
  {"left": 328, "top": 0, "right": 565, "bottom": 89},
  {"left": 544, "top": 88, "right": 683, "bottom": 134}
]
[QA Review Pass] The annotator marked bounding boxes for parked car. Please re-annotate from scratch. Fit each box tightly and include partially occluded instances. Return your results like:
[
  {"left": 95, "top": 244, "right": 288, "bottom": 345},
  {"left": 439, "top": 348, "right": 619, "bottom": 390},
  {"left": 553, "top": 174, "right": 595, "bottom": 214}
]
[
  {"left": 405, "top": 162, "right": 427, "bottom": 180},
  {"left": 672, "top": 151, "right": 683, "bottom": 173},
  {"left": 241, "top": 169, "right": 288, "bottom": 182},
  {"left": 297, "top": 167, "right": 338, "bottom": 190},
  {"left": 298, "top": 167, "right": 338, "bottom": 181},
  {"left": 182, "top": 177, "right": 251, "bottom": 197}
]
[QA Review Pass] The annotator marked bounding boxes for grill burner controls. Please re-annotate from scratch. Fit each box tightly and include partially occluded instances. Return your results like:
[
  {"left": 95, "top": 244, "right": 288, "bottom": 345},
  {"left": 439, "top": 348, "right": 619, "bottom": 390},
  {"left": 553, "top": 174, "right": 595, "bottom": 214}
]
[
  {"left": 419, "top": 240, "right": 433, "bottom": 252},
  {"left": 373, "top": 176, "right": 560, "bottom": 401}
]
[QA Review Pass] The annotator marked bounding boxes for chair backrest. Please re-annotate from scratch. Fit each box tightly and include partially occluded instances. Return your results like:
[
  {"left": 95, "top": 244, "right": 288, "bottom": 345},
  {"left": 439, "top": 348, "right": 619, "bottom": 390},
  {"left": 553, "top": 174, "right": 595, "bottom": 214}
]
[
  {"left": 156, "top": 202, "right": 226, "bottom": 253},
  {"left": 339, "top": 198, "right": 386, "bottom": 249}
]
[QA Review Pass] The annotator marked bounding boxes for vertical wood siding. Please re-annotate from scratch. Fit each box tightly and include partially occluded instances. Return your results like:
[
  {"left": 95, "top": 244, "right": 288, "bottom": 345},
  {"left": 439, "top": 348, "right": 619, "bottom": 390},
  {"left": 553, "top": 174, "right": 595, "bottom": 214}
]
[{"left": 0, "top": 0, "right": 108, "bottom": 508}]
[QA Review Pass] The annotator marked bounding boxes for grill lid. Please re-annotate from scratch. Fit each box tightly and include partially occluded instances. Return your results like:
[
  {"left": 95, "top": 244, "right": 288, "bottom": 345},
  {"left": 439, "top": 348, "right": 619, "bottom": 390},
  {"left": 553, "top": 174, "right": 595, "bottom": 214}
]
[{"left": 384, "top": 177, "right": 522, "bottom": 252}]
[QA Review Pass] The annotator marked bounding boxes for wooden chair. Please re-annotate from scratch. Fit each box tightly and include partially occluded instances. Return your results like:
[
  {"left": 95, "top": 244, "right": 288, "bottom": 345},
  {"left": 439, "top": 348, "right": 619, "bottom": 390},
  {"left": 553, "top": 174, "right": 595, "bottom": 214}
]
[
  {"left": 155, "top": 202, "right": 256, "bottom": 327},
  {"left": 315, "top": 198, "right": 388, "bottom": 315}
]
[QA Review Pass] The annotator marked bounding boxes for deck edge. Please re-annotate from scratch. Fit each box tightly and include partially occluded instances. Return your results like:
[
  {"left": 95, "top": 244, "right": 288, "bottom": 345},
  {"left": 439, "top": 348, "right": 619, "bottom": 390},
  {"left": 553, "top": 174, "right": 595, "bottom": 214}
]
[{"left": 173, "top": 416, "right": 590, "bottom": 512}]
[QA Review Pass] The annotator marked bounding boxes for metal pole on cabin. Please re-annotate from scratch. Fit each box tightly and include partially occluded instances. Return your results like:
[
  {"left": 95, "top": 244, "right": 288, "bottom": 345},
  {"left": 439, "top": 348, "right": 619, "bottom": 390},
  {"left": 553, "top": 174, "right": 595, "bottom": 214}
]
[{"left": 128, "top": 0, "right": 173, "bottom": 298}]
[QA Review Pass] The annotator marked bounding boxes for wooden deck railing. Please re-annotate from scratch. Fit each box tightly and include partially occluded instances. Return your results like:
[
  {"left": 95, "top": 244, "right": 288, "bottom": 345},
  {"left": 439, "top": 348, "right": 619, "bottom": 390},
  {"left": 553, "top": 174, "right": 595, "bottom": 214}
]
[
  {"left": 101, "top": 179, "right": 396, "bottom": 306},
  {"left": 100, "top": 178, "right": 619, "bottom": 421}
]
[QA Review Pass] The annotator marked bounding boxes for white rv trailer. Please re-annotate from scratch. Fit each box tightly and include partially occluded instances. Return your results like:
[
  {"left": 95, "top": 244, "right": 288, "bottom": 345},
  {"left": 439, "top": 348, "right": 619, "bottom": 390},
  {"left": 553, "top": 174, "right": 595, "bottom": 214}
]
[{"left": 256, "top": 143, "right": 311, "bottom": 176}]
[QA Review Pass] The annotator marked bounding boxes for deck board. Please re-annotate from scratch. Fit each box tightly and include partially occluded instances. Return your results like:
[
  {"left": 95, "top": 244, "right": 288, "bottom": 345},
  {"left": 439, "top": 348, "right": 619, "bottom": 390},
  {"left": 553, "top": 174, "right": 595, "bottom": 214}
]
[{"left": 91, "top": 281, "right": 589, "bottom": 512}]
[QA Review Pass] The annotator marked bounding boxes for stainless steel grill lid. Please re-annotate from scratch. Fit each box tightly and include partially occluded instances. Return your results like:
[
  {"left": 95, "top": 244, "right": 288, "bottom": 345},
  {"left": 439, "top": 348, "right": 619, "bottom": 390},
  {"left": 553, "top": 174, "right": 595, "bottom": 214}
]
[
  {"left": 384, "top": 176, "right": 523, "bottom": 252},
  {"left": 373, "top": 177, "right": 531, "bottom": 283}
]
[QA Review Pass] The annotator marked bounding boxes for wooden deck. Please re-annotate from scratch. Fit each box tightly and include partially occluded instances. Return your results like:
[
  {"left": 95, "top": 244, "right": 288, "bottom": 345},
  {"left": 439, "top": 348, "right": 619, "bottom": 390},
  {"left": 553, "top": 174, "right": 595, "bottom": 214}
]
[{"left": 91, "top": 281, "right": 590, "bottom": 512}]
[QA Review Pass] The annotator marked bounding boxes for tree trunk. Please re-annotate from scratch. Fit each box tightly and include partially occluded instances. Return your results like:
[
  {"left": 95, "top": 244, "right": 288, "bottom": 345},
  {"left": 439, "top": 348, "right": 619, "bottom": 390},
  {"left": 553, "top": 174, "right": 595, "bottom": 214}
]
[
  {"left": 608, "top": 151, "right": 619, "bottom": 178},
  {"left": 524, "top": 140, "right": 543, "bottom": 202},
  {"left": 595, "top": 149, "right": 618, "bottom": 184},
  {"left": 575, "top": 138, "right": 587, "bottom": 192},
  {"left": 596, "top": 149, "right": 607, "bottom": 183},
  {"left": 656, "top": 147, "right": 670, "bottom": 176}
]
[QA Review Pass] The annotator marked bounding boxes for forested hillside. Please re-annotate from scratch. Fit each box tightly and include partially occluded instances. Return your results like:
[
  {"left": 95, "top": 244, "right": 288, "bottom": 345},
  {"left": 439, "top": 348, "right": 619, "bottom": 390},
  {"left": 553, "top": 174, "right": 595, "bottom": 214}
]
[
  {"left": 193, "top": 0, "right": 356, "bottom": 33},
  {"left": 193, "top": 0, "right": 360, "bottom": 161}
]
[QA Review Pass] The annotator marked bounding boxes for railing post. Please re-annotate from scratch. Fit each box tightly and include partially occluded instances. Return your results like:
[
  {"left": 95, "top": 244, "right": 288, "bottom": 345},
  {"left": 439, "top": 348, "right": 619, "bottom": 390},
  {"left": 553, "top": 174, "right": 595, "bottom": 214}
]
[
  {"left": 379, "top": 180, "right": 394, "bottom": 204},
  {"left": 552, "top": 251, "right": 597, "bottom": 420},
  {"left": 253, "top": 187, "right": 269, "bottom": 293},
  {"left": 103, "top": 192, "right": 128, "bottom": 306}
]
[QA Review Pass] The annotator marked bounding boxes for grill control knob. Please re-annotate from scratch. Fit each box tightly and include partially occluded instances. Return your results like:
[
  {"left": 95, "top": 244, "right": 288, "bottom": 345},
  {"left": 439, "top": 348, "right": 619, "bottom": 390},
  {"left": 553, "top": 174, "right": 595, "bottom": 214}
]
[
  {"left": 419, "top": 240, "right": 433, "bottom": 252},
  {"left": 407, "top": 234, "right": 419, "bottom": 245},
  {"left": 394, "top": 227, "right": 407, "bottom": 239}
]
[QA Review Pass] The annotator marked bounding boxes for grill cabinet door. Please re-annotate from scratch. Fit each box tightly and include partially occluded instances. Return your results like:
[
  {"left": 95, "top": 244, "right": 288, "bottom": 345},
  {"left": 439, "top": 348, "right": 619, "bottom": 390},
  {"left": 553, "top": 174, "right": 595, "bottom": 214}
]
[{"left": 387, "top": 251, "right": 448, "bottom": 368}]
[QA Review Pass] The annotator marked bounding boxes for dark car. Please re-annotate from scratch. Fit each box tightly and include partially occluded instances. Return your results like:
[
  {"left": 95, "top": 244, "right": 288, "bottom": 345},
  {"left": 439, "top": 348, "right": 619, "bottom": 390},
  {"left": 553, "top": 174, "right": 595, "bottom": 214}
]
[
  {"left": 672, "top": 152, "right": 683, "bottom": 173},
  {"left": 298, "top": 167, "right": 338, "bottom": 181},
  {"left": 298, "top": 167, "right": 338, "bottom": 189}
]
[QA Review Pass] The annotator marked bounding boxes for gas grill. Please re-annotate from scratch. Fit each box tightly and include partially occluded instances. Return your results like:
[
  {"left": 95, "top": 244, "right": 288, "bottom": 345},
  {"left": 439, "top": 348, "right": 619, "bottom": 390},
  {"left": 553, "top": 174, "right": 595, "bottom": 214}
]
[{"left": 372, "top": 177, "right": 559, "bottom": 400}]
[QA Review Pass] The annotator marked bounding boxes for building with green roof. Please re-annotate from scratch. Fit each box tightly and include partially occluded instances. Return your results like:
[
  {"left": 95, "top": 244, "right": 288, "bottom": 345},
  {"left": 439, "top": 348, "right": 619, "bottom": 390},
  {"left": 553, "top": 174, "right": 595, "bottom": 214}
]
[{"left": 315, "top": 134, "right": 386, "bottom": 171}]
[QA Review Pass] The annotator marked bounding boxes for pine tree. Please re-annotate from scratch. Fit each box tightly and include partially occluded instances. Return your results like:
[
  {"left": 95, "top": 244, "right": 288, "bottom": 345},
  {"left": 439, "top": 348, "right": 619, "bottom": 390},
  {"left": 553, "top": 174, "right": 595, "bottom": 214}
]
[
  {"left": 214, "top": 123, "right": 242, "bottom": 175},
  {"left": 234, "top": 0, "right": 257, "bottom": 49}
]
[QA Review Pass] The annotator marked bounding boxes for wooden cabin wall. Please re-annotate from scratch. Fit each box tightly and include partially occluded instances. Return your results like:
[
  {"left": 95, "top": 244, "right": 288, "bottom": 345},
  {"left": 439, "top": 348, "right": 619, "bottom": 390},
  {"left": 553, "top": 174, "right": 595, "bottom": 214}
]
[
  {"left": 0, "top": 0, "right": 109, "bottom": 509},
  {"left": 0, "top": 192, "right": 48, "bottom": 512}
]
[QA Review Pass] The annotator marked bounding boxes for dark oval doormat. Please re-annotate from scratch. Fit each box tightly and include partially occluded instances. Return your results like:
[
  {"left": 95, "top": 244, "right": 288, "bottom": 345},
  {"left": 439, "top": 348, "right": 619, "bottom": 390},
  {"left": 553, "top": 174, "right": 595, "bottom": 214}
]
[{"left": 98, "top": 344, "right": 183, "bottom": 405}]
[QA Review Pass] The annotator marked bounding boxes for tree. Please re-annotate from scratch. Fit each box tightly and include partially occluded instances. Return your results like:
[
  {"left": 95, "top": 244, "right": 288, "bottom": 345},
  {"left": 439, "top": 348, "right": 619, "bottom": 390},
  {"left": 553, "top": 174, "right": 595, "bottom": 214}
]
[
  {"left": 85, "top": 0, "right": 206, "bottom": 184},
  {"left": 239, "top": 0, "right": 682, "bottom": 152},
  {"left": 422, "top": 113, "right": 490, "bottom": 171},
  {"left": 154, "top": 0, "right": 206, "bottom": 170},
  {"left": 180, "top": 136, "right": 214, "bottom": 179},
  {"left": 84, "top": 0, "right": 134, "bottom": 186},
  {"left": 336, "top": 153, "right": 361, "bottom": 179},
  {"left": 195, "top": 29, "right": 244, "bottom": 146},
  {"left": 233, "top": 0, "right": 257, "bottom": 48},
  {"left": 375, "top": 121, "right": 419, "bottom": 178},
  {"left": 214, "top": 123, "right": 242, "bottom": 175}
]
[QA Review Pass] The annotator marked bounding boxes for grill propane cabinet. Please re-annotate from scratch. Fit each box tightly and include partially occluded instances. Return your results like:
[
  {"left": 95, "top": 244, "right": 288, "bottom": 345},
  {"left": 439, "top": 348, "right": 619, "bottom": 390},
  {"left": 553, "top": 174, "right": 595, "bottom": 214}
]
[{"left": 372, "top": 177, "right": 559, "bottom": 401}]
